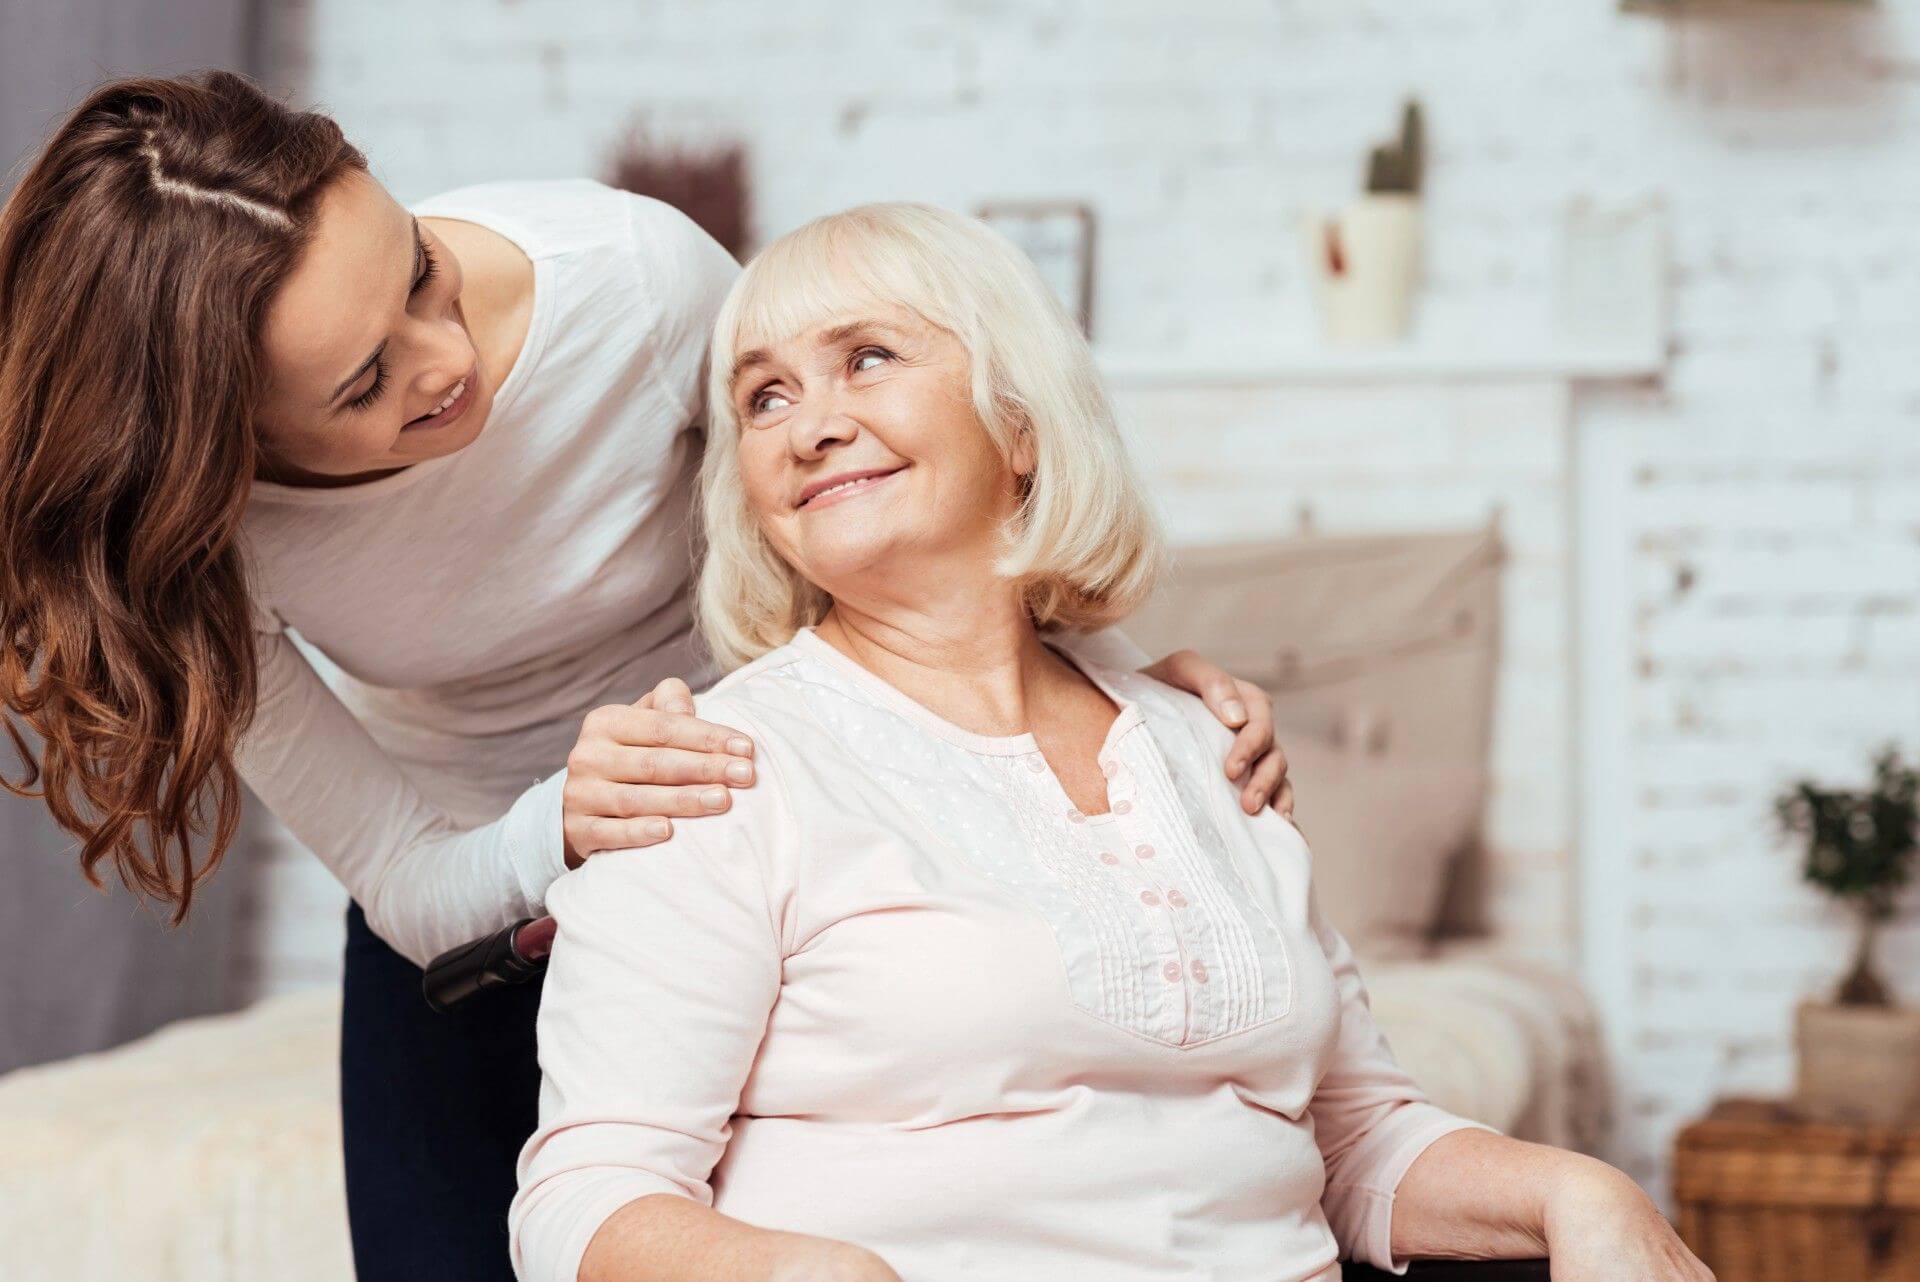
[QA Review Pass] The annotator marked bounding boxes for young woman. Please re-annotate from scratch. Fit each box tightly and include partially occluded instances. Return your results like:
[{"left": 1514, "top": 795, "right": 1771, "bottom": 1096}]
[{"left": 0, "top": 73, "right": 1291, "bottom": 1281}]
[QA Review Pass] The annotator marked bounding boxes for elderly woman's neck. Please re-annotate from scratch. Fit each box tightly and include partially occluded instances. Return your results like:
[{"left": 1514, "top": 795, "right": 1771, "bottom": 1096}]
[{"left": 815, "top": 598, "right": 1088, "bottom": 738}]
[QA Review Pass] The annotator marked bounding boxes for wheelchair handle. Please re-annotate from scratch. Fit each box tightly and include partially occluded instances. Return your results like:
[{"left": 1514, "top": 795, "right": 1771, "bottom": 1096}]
[{"left": 421, "top": 915, "right": 556, "bottom": 1012}]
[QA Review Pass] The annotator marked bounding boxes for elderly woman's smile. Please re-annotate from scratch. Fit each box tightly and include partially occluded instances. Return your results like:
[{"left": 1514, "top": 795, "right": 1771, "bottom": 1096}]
[{"left": 793, "top": 466, "right": 904, "bottom": 510}]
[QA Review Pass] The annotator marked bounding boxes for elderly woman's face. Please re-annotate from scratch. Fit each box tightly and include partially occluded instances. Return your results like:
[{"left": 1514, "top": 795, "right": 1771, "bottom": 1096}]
[{"left": 728, "top": 308, "right": 1027, "bottom": 597}]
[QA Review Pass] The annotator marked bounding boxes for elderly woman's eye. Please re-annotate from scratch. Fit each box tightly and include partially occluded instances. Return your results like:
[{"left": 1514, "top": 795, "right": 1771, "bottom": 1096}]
[
  {"left": 750, "top": 388, "right": 792, "bottom": 416},
  {"left": 850, "top": 347, "right": 893, "bottom": 373}
]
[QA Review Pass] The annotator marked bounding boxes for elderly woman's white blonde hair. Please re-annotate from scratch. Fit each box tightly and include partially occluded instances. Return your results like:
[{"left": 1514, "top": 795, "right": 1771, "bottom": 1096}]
[{"left": 697, "top": 202, "right": 1164, "bottom": 670}]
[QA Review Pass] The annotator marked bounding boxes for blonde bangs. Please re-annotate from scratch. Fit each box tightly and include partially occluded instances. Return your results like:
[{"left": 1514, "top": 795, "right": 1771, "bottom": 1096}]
[{"left": 708, "top": 210, "right": 974, "bottom": 437}]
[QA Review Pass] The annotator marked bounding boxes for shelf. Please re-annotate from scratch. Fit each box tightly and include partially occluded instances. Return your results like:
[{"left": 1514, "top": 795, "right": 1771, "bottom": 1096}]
[
  {"left": 1620, "top": 0, "right": 1872, "bottom": 13},
  {"left": 1095, "top": 342, "right": 1667, "bottom": 388}
]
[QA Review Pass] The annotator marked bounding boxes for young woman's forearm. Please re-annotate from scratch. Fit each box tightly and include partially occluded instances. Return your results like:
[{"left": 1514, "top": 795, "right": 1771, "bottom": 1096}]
[{"left": 579, "top": 1195, "right": 899, "bottom": 1282}]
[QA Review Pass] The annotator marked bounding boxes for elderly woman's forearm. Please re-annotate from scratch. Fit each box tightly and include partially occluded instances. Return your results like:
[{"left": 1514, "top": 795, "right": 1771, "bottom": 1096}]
[
  {"left": 1385, "top": 1129, "right": 1577, "bottom": 1260},
  {"left": 579, "top": 1195, "right": 896, "bottom": 1282}
]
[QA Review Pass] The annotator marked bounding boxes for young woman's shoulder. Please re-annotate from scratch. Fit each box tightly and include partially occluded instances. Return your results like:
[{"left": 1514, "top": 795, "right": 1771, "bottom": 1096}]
[
  {"left": 412, "top": 178, "right": 629, "bottom": 259},
  {"left": 414, "top": 179, "right": 736, "bottom": 290},
  {"left": 418, "top": 179, "right": 739, "bottom": 409}
]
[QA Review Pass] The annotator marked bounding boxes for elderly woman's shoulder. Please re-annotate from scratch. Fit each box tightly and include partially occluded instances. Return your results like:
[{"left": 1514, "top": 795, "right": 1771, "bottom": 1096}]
[
  {"left": 1097, "top": 661, "right": 1246, "bottom": 764},
  {"left": 696, "top": 640, "right": 810, "bottom": 716},
  {"left": 691, "top": 641, "right": 835, "bottom": 763}
]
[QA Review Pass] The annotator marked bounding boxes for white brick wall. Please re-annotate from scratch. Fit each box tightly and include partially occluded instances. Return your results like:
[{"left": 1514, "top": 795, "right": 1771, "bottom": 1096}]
[{"left": 247, "top": 0, "right": 1920, "bottom": 1200}]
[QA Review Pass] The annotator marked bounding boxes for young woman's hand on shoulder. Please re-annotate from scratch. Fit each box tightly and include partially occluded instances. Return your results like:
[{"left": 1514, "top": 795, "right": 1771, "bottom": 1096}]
[{"left": 561, "top": 677, "right": 756, "bottom": 866}]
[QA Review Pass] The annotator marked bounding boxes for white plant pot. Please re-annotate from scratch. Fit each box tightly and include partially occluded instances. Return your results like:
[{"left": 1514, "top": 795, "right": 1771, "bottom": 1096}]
[
  {"left": 1794, "top": 1000, "right": 1920, "bottom": 1127},
  {"left": 1301, "top": 194, "right": 1422, "bottom": 347}
]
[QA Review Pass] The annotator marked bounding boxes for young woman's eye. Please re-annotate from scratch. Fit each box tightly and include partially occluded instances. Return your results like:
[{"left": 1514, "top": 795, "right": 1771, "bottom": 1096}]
[
  {"left": 850, "top": 346, "right": 893, "bottom": 373},
  {"left": 347, "top": 358, "right": 389, "bottom": 412},
  {"left": 410, "top": 239, "right": 439, "bottom": 297}
]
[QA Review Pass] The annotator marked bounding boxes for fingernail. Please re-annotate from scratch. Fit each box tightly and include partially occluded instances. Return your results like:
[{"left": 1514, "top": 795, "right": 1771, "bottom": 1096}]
[
  {"left": 726, "top": 760, "right": 754, "bottom": 784},
  {"left": 1222, "top": 700, "right": 1248, "bottom": 724},
  {"left": 727, "top": 736, "right": 753, "bottom": 757},
  {"left": 702, "top": 787, "right": 728, "bottom": 809},
  {"left": 645, "top": 818, "right": 670, "bottom": 839}
]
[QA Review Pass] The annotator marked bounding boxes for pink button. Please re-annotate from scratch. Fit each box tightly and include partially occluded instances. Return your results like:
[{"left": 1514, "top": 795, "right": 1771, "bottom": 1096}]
[
  {"left": 1135, "top": 844, "right": 1156, "bottom": 859},
  {"left": 1167, "top": 889, "right": 1189, "bottom": 908},
  {"left": 1190, "top": 959, "right": 1210, "bottom": 984},
  {"left": 1102, "top": 759, "right": 1119, "bottom": 778},
  {"left": 1026, "top": 756, "right": 1046, "bottom": 773},
  {"left": 1100, "top": 852, "right": 1120, "bottom": 866},
  {"left": 1114, "top": 800, "right": 1133, "bottom": 815},
  {"left": 1162, "top": 961, "right": 1183, "bottom": 983},
  {"left": 1068, "top": 809, "right": 1086, "bottom": 824},
  {"left": 1139, "top": 890, "right": 1162, "bottom": 907}
]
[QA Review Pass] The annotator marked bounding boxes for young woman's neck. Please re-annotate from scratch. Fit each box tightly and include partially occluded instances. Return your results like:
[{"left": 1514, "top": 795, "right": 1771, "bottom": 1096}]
[{"left": 814, "top": 589, "right": 1080, "bottom": 737}]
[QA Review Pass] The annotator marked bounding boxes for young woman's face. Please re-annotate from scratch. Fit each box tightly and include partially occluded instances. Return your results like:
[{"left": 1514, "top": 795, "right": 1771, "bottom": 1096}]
[
  {"left": 727, "top": 307, "right": 1029, "bottom": 600},
  {"left": 255, "top": 171, "right": 490, "bottom": 483}
]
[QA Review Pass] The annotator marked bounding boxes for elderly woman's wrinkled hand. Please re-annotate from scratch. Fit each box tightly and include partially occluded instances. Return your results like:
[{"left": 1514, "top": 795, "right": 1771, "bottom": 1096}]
[{"left": 1545, "top": 1165, "right": 1715, "bottom": 1282}]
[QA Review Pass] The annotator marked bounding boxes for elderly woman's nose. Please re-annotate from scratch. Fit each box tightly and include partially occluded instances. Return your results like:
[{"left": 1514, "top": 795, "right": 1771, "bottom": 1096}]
[{"left": 786, "top": 395, "right": 859, "bottom": 458}]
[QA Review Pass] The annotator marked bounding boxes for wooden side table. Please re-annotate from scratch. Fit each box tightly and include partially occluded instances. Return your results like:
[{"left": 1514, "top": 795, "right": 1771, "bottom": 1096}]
[{"left": 1673, "top": 1097, "right": 1920, "bottom": 1282}]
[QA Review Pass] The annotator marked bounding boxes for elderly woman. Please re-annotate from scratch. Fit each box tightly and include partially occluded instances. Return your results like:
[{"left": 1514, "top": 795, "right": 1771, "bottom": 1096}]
[{"left": 510, "top": 205, "right": 1711, "bottom": 1282}]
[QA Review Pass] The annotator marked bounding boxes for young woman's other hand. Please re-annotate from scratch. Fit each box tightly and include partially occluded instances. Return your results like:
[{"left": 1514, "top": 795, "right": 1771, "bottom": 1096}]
[{"left": 1141, "top": 649, "right": 1292, "bottom": 816}]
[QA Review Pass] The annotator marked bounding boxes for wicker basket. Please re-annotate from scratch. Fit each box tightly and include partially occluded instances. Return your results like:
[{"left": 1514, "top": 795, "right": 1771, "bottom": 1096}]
[{"left": 1673, "top": 1098, "right": 1920, "bottom": 1282}]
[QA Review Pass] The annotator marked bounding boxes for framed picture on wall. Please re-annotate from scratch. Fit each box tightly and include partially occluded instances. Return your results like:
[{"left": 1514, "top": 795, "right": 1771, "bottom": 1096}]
[{"left": 976, "top": 200, "right": 1097, "bottom": 336}]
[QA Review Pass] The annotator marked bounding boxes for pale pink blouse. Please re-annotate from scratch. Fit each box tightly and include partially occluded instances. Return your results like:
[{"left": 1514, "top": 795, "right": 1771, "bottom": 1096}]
[{"left": 511, "top": 628, "right": 1487, "bottom": 1282}]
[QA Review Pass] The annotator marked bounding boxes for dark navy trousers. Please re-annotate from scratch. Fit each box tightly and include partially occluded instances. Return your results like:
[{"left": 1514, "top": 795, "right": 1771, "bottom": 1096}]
[{"left": 340, "top": 903, "right": 544, "bottom": 1282}]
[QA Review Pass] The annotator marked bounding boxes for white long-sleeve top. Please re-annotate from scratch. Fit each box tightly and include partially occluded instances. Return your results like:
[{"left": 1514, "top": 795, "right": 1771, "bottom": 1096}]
[
  {"left": 512, "top": 629, "right": 1488, "bottom": 1282},
  {"left": 237, "top": 180, "right": 740, "bottom": 965}
]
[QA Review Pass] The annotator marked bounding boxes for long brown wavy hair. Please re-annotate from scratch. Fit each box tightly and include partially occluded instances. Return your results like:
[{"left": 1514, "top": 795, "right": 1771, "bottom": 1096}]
[{"left": 0, "top": 72, "right": 365, "bottom": 921}]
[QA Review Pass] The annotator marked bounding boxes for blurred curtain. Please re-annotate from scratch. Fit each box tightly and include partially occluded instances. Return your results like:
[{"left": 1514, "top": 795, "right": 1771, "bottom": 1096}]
[{"left": 0, "top": 0, "right": 256, "bottom": 1073}]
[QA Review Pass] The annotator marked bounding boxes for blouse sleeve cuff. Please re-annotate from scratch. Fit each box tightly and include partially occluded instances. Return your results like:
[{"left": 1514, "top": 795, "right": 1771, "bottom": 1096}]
[
  {"left": 511, "top": 1174, "right": 685, "bottom": 1282},
  {"left": 1323, "top": 1105, "right": 1496, "bottom": 1274},
  {"left": 504, "top": 768, "right": 572, "bottom": 912}
]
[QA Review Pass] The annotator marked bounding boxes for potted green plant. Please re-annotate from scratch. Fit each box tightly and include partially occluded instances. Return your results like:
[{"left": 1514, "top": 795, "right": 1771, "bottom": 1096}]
[{"left": 1775, "top": 747, "right": 1920, "bottom": 1126}]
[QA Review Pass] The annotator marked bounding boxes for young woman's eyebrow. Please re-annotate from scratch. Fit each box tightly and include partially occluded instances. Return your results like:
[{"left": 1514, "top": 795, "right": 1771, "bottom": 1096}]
[{"left": 326, "top": 220, "right": 424, "bottom": 407}]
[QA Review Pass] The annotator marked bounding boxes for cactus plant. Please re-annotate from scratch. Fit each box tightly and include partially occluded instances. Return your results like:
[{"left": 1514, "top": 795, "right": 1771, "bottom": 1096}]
[{"left": 1364, "top": 100, "right": 1425, "bottom": 197}]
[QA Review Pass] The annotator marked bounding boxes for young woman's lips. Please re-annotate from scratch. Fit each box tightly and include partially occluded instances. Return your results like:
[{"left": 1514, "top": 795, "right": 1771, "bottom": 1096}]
[
  {"left": 797, "top": 467, "right": 906, "bottom": 511},
  {"left": 403, "top": 365, "right": 479, "bottom": 432}
]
